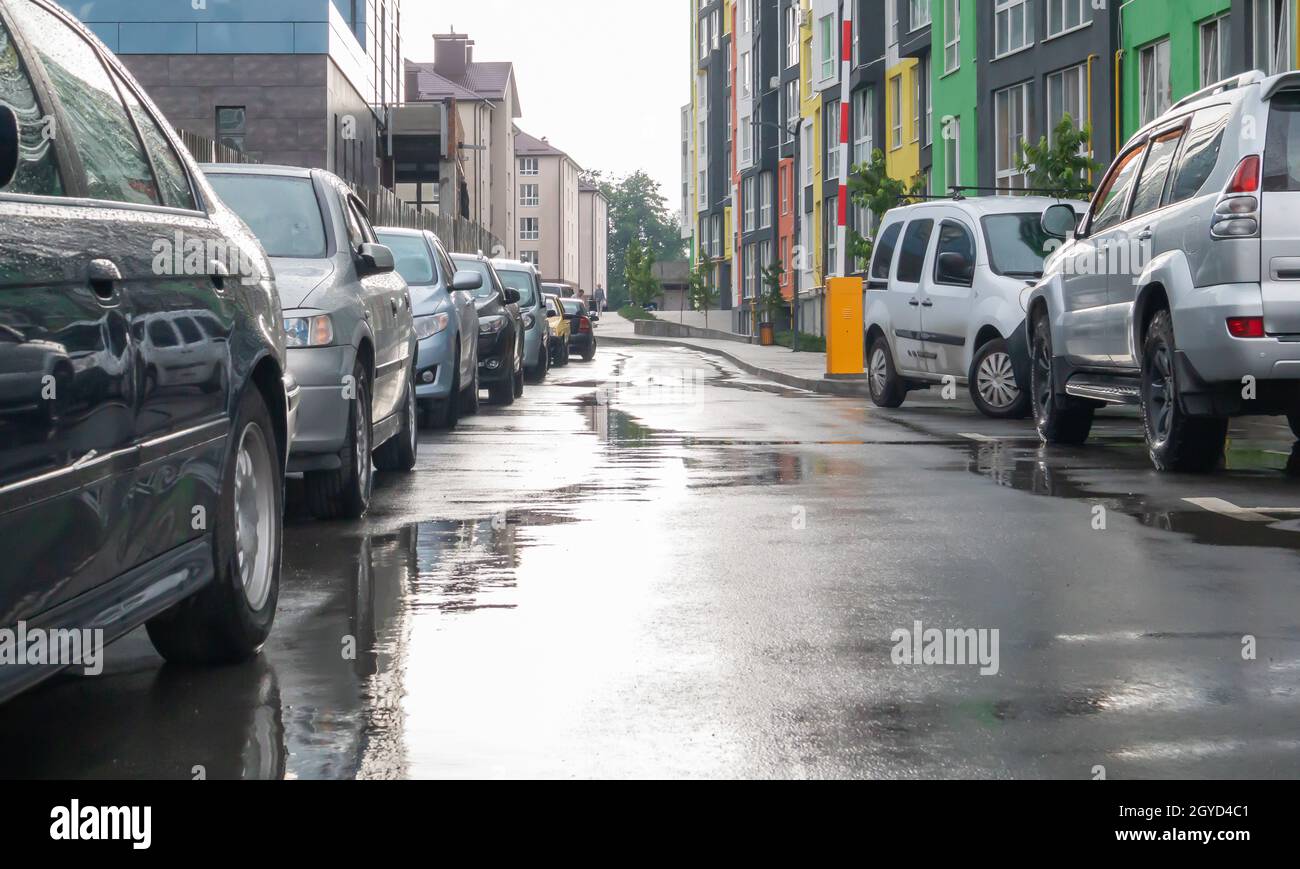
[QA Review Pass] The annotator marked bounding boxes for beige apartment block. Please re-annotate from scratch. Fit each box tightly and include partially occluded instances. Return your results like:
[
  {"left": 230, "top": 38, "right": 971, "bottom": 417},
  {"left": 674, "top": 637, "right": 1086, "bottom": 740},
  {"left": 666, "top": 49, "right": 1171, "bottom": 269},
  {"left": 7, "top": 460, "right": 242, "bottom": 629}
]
[
  {"left": 579, "top": 181, "right": 609, "bottom": 297},
  {"left": 406, "top": 33, "right": 520, "bottom": 256},
  {"left": 514, "top": 128, "right": 581, "bottom": 288}
]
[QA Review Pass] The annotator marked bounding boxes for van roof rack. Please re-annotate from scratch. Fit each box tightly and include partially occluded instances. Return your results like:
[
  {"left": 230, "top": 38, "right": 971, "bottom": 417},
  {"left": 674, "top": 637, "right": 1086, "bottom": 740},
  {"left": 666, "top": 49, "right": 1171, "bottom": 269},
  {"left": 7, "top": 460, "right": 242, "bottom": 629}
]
[{"left": 1170, "top": 71, "right": 1264, "bottom": 112}]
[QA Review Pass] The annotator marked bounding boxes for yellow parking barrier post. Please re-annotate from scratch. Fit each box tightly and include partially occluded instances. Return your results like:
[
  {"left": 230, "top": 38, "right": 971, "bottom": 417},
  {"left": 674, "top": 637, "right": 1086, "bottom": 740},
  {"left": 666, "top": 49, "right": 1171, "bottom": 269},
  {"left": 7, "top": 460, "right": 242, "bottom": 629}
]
[{"left": 825, "top": 276, "right": 865, "bottom": 381}]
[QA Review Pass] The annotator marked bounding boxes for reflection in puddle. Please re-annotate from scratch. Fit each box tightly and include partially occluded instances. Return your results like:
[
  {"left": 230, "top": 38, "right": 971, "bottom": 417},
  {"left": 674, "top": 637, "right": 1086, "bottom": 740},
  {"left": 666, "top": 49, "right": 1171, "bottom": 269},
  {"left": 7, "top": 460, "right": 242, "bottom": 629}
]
[{"left": 964, "top": 439, "right": 1300, "bottom": 549}]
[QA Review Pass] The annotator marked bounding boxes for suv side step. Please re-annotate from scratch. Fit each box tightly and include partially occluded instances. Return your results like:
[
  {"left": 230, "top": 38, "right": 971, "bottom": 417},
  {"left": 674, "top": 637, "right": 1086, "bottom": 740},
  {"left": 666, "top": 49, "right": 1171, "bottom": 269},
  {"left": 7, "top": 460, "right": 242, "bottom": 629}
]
[{"left": 1065, "top": 375, "right": 1141, "bottom": 405}]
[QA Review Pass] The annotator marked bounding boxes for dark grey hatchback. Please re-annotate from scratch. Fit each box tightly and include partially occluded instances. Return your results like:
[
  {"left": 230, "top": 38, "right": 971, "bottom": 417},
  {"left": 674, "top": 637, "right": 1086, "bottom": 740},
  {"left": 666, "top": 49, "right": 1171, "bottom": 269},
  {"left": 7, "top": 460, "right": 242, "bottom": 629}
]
[{"left": 0, "top": 0, "right": 293, "bottom": 701}]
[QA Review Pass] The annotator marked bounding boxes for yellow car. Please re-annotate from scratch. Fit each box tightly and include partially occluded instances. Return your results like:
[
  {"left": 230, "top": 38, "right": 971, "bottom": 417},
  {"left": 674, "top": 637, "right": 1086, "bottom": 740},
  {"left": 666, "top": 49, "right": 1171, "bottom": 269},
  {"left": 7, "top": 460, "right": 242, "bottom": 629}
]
[{"left": 545, "top": 294, "right": 571, "bottom": 366}]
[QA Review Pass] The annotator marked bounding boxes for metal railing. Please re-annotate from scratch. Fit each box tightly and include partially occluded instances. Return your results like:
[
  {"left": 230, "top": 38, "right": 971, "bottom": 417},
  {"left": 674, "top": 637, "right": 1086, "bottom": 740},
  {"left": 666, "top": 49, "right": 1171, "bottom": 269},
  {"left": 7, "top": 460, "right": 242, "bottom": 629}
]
[{"left": 175, "top": 127, "right": 502, "bottom": 254}]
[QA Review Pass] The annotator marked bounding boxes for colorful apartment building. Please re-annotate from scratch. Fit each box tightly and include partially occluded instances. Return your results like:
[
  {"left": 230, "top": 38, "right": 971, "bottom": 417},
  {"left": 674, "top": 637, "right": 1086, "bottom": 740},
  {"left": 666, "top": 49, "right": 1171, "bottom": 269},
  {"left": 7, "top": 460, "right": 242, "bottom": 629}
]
[{"left": 685, "top": 0, "right": 1300, "bottom": 337}]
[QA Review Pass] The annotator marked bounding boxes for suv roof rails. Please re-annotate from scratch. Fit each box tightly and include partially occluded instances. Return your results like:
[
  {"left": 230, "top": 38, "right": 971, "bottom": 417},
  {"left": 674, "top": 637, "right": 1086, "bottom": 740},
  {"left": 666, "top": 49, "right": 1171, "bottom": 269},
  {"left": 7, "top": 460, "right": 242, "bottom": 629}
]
[{"left": 1170, "top": 71, "right": 1265, "bottom": 113}]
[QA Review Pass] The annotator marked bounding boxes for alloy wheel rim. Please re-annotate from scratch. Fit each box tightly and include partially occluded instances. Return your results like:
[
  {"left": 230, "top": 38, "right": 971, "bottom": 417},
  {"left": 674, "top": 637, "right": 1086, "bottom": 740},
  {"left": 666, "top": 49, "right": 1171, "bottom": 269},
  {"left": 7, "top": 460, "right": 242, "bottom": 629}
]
[
  {"left": 869, "top": 348, "right": 888, "bottom": 396},
  {"left": 356, "top": 389, "right": 371, "bottom": 495},
  {"left": 1147, "top": 341, "right": 1174, "bottom": 444},
  {"left": 1034, "top": 338, "right": 1052, "bottom": 413},
  {"left": 977, "top": 351, "right": 1020, "bottom": 409},
  {"left": 233, "top": 421, "right": 275, "bottom": 610}
]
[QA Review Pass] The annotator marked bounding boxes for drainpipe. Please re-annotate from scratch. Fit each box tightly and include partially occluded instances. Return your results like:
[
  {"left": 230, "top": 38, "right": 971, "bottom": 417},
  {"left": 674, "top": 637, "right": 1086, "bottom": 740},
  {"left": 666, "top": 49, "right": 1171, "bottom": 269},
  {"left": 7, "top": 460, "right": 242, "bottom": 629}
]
[
  {"left": 1086, "top": 53, "right": 1097, "bottom": 183},
  {"left": 1114, "top": 49, "right": 1123, "bottom": 156}
]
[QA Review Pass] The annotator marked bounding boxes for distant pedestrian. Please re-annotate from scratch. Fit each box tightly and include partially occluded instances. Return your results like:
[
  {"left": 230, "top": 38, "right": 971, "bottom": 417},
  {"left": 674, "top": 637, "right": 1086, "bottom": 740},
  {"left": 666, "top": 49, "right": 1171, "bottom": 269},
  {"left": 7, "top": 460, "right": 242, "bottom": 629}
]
[
  {"left": 594, "top": 285, "right": 606, "bottom": 312},
  {"left": 577, "top": 288, "right": 588, "bottom": 308}
]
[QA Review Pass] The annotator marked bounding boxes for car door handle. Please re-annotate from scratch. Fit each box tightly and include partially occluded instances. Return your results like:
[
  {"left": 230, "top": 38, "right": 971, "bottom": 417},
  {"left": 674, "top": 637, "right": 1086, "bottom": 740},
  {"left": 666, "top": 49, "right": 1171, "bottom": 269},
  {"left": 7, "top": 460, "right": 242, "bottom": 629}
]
[
  {"left": 921, "top": 299, "right": 934, "bottom": 308},
  {"left": 1136, "top": 227, "right": 1154, "bottom": 241},
  {"left": 87, "top": 259, "right": 122, "bottom": 302},
  {"left": 390, "top": 298, "right": 399, "bottom": 317},
  {"left": 208, "top": 259, "right": 229, "bottom": 292},
  {"left": 909, "top": 298, "right": 921, "bottom": 307}
]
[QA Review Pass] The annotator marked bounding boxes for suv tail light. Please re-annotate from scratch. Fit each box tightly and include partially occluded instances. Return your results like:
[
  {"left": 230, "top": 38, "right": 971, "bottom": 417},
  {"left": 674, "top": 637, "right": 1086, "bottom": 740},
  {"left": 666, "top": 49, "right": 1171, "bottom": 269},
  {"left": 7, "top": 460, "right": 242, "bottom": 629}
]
[
  {"left": 578, "top": 316, "right": 591, "bottom": 333},
  {"left": 1227, "top": 316, "right": 1266, "bottom": 338},
  {"left": 1212, "top": 156, "right": 1261, "bottom": 238}
]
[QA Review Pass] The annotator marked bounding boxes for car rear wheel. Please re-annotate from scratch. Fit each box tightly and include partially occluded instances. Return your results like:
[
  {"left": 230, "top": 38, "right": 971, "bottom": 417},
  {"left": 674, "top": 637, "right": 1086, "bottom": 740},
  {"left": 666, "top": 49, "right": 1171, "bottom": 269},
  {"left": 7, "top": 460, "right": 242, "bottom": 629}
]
[
  {"left": 528, "top": 340, "right": 550, "bottom": 383},
  {"left": 305, "top": 361, "right": 372, "bottom": 519},
  {"left": 868, "top": 334, "right": 906, "bottom": 409},
  {"left": 582, "top": 338, "right": 596, "bottom": 362},
  {"left": 146, "top": 386, "right": 281, "bottom": 665},
  {"left": 374, "top": 366, "right": 418, "bottom": 472},
  {"left": 1141, "top": 309, "right": 1227, "bottom": 472},
  {"left": 1031, "top": 314, "right": 1094, "bottom": 445},
  {"left": 970, "top": 337, "right": 1031, "bottom": 420}
]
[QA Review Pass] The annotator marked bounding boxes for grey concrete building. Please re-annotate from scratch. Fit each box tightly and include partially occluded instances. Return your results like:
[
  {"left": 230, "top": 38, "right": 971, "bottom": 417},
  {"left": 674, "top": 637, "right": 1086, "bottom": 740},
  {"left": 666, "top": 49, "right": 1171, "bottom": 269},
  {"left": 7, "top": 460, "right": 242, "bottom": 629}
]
[{"left": 66, "top": 0, "right": 404, "bottom": 191}]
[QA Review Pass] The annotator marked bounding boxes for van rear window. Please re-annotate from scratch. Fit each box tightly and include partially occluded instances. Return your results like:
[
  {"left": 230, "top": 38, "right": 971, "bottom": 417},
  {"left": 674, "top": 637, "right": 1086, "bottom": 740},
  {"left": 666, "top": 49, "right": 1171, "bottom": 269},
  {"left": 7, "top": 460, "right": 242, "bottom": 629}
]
[
  {"left": 1264, "top": 92, "right": 1300, "bottom": 192},
  {"left": 870, "top": 223, "right": 903, "bottom": 280}
]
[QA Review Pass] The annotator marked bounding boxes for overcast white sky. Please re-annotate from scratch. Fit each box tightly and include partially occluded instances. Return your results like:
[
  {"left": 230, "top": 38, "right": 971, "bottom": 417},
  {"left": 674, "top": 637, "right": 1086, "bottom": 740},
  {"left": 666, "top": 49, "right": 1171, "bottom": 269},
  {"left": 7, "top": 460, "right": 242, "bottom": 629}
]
[{"left": 403, "top": 0, "right": 689, "bottom": 206}]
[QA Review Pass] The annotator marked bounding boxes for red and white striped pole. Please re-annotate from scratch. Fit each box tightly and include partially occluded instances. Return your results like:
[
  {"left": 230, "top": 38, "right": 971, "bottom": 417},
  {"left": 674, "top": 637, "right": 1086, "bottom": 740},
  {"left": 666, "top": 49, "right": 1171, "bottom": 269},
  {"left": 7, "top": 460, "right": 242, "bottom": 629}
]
[{"left": 835, "top": 0, "right": 853, "bottom": 278}]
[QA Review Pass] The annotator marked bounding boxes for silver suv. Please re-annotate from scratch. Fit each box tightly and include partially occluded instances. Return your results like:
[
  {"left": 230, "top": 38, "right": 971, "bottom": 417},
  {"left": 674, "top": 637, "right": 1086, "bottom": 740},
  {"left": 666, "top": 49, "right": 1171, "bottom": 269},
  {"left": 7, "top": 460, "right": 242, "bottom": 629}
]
[{"left": 1028, "top": 70, "right": 1300, "bottom": 471}]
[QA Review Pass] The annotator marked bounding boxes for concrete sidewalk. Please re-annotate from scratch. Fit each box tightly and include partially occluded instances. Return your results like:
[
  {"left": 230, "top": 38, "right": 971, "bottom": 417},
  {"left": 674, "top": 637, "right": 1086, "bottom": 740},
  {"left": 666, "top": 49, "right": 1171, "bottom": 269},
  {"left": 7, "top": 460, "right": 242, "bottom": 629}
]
[{"left": 598, "top": 314, "right": 869, "bottom": 397}]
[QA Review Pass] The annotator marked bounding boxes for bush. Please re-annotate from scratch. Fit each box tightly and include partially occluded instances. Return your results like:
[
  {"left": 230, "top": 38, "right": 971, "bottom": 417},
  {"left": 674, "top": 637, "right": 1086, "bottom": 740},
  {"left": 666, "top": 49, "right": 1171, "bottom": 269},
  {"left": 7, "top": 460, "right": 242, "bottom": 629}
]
[{"left": 618, "top": 305, "right": 658, "bottom": 321}]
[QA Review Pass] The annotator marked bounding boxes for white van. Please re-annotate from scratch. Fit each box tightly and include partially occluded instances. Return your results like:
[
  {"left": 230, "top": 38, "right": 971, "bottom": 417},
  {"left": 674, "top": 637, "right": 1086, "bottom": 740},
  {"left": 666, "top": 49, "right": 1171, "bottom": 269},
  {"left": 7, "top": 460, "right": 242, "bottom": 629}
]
[{"left": 865, "top": 196, "right": 1078, "bottom": 419}]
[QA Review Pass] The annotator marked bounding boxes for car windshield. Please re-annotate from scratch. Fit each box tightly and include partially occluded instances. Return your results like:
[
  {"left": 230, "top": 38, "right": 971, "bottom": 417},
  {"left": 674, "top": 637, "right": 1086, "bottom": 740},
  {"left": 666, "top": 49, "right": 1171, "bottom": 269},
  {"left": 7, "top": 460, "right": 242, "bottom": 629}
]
[
  {"left": 561, "top": 300, "right": 586, "bottom": 316},
  {"left": 495, "top": 268, "right": 537, "bottom": 306},
  {"left": 378, "top": 233, "right": 437, "bottom": 286},
  {"left": 451, "top": 257, "right": 498, "bottom": 299},
  {"left": 207, "top": 174, "right": 327, "bottom": 258},
  {"left": 980, "top": 213, "right": 1055, "bottom": 278}
]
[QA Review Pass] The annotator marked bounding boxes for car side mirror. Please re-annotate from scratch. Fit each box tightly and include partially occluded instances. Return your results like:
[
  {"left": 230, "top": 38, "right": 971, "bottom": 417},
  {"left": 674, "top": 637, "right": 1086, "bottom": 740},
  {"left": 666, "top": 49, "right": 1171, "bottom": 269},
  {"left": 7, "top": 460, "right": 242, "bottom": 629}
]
[
  {"left": 450, "top": 269, "right": 483, "bottom": 292},
  {"left": 355, "top": 242, "right": 395, "bottom": 277},
  {"left": 0, "top": 105, "right": 19, "bottom": 189},
  {"left": 1041, "top": 203, "right": 1078, "bottom": 240},
  {"left": 502, "top": 287, "right": 521, "bottom": 305},
  {"left": 936, "top": 252, "right": 974, "bottom": 285}
]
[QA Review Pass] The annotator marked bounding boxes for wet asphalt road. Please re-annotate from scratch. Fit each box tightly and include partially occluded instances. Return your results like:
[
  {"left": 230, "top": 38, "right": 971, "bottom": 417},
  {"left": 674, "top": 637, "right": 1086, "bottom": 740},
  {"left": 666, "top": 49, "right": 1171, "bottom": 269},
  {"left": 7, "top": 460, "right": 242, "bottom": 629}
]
[{"left": 4, "top": 341, "right": 1300, "bottom": 779}]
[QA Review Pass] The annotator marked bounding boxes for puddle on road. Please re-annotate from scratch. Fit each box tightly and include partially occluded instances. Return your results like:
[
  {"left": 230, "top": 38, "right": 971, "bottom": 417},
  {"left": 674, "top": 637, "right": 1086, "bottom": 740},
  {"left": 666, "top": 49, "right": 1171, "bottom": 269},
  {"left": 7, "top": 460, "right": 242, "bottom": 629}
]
[{"left": 962, "top": 438, "right": 1300, "bottom": 550}]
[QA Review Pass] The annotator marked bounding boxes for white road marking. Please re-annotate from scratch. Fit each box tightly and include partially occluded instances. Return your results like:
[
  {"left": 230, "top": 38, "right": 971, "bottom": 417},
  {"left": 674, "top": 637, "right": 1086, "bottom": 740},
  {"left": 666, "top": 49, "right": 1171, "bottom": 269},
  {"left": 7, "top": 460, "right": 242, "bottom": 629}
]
[{"left": 1183, "top": 498, "right": 1281, "bottom": 523}]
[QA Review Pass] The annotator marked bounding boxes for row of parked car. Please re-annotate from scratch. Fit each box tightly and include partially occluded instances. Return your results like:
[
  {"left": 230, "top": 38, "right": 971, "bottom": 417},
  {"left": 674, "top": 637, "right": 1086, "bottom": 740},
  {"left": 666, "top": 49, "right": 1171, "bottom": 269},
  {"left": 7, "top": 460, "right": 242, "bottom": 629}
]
[
  {"left": 0, "top": 0, "right": 599, "bottom": 702},
  {"left": 866, "top": 66, "right": 1300, "bottom": 473}
]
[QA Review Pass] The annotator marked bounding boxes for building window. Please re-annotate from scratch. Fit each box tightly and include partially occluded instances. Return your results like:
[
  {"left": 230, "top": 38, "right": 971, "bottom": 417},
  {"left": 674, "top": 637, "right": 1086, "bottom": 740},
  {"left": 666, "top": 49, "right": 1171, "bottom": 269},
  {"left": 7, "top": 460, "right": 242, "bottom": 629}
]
[
  {"left": 519, "top": 184, "right": 539, "bottom": 207},
  {"left": 944, "top": 0, "right": 961, "bottom": 73},
  {"left": 700, "top": 15, "right": 709, "bottom": 59},
  {"left": 698, "top": 167, "right": 708, "bottom": 211},
  {"left": 995, "top": 0, "right": 1033, "bottom": 58},
  {"left": 741, "top": 51, "right": 752, "bottom": 98},
  {"left": 216, "top": 106, "right": 246, "bottom": 152},
  {"left": 922, "top": 56, "right": 931, "bottom": 146},
  {"left": 852, "top": 7, "right": 860, "bottom": 66},
  {"left": 520, "top": 251, "right": 539, "bottom": 266},
  {"left": 520, "top": 157, "right": 539, "bottom": 176},
  {"left": 910, "top": 0, "right": 931, "bottom": 29},
  {"left": 912, "top": 66, "right": 922, "bottom": 143},
  {"left": 520, "top": 217, "right": 539, "bottom": 240},
  {"left": 890, "top": 75, "right": 903, "bottom": 149},
  {"left": 825, "top": 195, "right": 838, "bottom": 271},
  {"left": 1046, "top": 63, "right": 1087, "bottom": 144},
  {"left": 1200, "top": 13, "right": 1231, "bottom": 86},
  {"left": 819, "top": 14, "right": 835, "bottom": 81},
  {"left": 944, "top": 116, "right": 961, "bottom": 191},
  {"left": 1046, "top": 0, "right": 1092, "bottom": 38},
  {"left": 786, "top": 4, "right": 799, "bottom": 68},
  {"left": 711, "top": 9, "right": 720, "bottom": 49},
  {"left": 801, "top": 123, "right": 813, "bottom": 186},
  {"left": 1254, "top": 0, "right": 1294, "bottom": 75},
  {"left": 786, "top": 80, "right": 799, "bottom": 141},
  {"left": 781, "top": 163, "right": 792, "bottom": 215},
  {"left": 741, "top": 117, "right": 753, "bottom": 165},
  {"left": 995, "top": 82, "right": 1029, "bottom": 190},
  {"left": 1139, "top": 39, "right": 1172, "bottom": 126},
  {"left": 854, "top": 88, "right": 874, "bottom": 166},
  {"left": 760, "top": 172, "right": 773, "bottom": 228},
  {"left": 743, "top": 175, "right": 756, "bottom": 231},
  {"left": 743, "top": 244, "right": 757, "bottom": 299},
  {"left": 825, "top": 101, "right": 840, "bottom": 180}
]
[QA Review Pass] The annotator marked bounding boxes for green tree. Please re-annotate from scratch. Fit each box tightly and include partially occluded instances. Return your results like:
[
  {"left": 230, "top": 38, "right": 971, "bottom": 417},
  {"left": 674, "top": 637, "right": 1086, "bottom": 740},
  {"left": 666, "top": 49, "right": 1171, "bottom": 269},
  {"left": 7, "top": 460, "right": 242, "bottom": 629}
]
[
  {"left": 759, "top": 259, "right": 788, "bottom": 325},
  {"left": 847, "top": 148, "right": 928, "bottom": 265},
  {"left": 688, "top": 260, "right": 720, "bottom": 329},
  {"left": 583, "top": 169, "right": 684, "bottom": 308},
  {"left": 1016, "top": 115, "right": 1100, "bottom": 199},
  {"left": 625, "top": 237, "right": 661, "bottom": 308}
]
